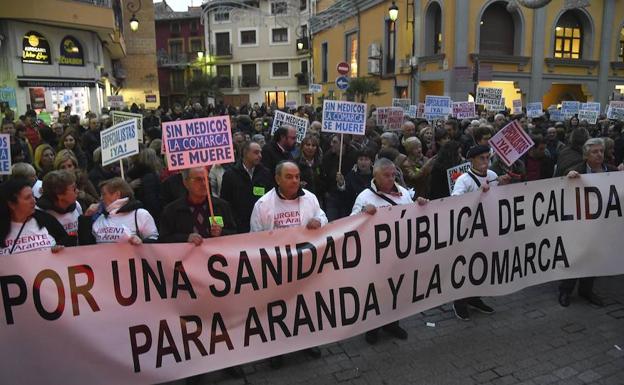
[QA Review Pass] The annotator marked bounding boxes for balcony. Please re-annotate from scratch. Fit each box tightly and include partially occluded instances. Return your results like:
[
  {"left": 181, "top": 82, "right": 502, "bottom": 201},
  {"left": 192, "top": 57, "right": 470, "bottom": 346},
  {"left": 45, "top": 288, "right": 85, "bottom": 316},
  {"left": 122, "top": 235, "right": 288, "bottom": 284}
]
[
  {"left": 210, "top": 44, "right": 233, "bottom": 58},
  {"left": 238, "top": 76, "right": 260, "bottom": 88},
  {"left": 217, "top": 76, "right": 233, "bottom": 89},
  {"left": 296, "top": 72, "right": 309, "bottom": 87},
  {"left": 157, "top": 52, "right": 198, "bottom": 67}
]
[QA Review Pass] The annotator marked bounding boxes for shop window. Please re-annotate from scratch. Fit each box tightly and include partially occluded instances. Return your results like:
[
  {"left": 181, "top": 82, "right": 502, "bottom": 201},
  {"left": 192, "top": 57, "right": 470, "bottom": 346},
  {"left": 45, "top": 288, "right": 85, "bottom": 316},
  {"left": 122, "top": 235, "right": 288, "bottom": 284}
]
[{"left": 266, "top": 91, "right": 286, "bottom": 109}]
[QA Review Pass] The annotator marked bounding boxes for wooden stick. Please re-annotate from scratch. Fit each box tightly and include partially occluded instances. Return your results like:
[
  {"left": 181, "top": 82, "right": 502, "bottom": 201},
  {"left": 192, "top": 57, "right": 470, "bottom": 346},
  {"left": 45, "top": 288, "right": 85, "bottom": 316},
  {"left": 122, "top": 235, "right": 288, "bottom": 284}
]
[
  {"left": 119, "top": 159, "right": 125, "bottom": 180},
  {"left": 338, "top": 133, "right": 344, "bottom": 173},
  {"left": 203, "top": 167, "right": 216, "bottom": 219}
]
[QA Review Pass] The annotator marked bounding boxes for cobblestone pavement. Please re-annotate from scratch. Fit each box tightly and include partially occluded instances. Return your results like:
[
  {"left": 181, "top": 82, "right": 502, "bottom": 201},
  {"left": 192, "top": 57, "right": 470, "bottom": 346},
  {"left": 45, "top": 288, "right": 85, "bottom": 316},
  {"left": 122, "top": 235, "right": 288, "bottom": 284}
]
[{"left": 168, "top": 275, "right": 624, "bottom": 385}]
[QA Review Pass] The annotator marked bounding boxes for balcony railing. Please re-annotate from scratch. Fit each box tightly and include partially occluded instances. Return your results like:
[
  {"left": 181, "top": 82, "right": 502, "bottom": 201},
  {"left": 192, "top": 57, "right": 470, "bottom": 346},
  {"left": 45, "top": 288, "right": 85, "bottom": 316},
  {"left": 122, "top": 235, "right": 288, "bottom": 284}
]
[
  {"left": 217, "top": 76, "right": 233, "bottom": 88},
  {"left": 238, "top": 76, "right": 260, "bottom": 88},
  {"left": 157, "top": 52, "right": 203, "bottom": 67},
  {"left": 210, "top": 43, "right": 233, "bottom": 57}
]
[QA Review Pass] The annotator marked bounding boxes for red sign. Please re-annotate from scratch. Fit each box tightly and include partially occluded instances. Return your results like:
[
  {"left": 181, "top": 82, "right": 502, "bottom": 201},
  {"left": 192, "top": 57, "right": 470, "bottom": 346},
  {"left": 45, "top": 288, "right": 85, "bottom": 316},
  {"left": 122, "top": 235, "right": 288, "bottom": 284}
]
[{"left": 337, "top": 62, "right": 350, "bottom": 75}]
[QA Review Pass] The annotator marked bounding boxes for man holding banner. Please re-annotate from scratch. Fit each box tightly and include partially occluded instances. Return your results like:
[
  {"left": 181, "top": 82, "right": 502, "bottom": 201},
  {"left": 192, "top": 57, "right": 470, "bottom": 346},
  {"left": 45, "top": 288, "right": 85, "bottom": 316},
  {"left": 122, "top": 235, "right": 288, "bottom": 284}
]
[
  {"left": 451, "top": 145, "right": 510, "bottom": 320},
  {"left": 250, "top": 160, "right": 327, "bottom": 367}
]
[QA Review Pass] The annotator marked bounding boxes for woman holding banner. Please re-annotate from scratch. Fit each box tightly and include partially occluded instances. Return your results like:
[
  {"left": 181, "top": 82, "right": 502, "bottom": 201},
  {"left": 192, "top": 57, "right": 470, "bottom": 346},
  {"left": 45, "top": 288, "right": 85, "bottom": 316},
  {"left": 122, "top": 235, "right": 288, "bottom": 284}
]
[
  {"left": 79, "top": 178, "right": 158, "bottom": 245},
  {"left": 0, "top": 178, "right": 70, "bottom": 255}
]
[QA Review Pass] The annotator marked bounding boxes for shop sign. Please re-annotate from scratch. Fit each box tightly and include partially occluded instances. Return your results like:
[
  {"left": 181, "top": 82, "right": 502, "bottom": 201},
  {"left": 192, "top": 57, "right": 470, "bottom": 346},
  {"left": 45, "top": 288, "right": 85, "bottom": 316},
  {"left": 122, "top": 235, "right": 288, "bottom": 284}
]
[
  {"left": 59, "top": 36, "right": 84, "bottom": 66},
  {"left": 22, "top": 31, "right": 51, "bottom": 65}
]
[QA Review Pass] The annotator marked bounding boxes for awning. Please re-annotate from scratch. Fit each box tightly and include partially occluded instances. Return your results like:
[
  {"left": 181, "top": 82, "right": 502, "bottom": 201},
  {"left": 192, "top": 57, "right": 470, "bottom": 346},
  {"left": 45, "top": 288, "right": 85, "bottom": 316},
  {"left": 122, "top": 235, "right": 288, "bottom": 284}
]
[{"left": 17, "top": 76, "right": 97, "bottom": 88}]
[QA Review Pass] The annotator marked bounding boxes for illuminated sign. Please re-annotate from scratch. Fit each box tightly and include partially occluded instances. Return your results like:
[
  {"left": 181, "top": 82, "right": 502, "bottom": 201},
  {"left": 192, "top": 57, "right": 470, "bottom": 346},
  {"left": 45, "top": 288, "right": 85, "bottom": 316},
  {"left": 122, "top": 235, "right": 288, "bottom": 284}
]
[
  {"left": 22, "top": 31, "right": 51, "bottom": 65},
  {"left": 59, "top": 36, "right": 84, "bottom": 66}
]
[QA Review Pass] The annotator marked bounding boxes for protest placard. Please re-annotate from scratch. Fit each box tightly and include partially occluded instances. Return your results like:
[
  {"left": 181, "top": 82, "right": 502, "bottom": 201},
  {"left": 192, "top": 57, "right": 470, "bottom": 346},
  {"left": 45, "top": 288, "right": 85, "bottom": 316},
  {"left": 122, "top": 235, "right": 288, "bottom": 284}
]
[
  {"left": 452, "top": 102, "right": 476, "bottom": 119},
  {"left": 424, "top": 95, "right": 452, "bottom": 120},
  {"left": 407, "top": 105, "right": 418, "bottom": 118},
  {"left": 309, "top": 83, "right": 322, "bottom": 93},
  {"left": 489, "top": 120, "right": 535, "bottom": 167},
  {"left": 286, "top": 100, "right": 297, "bottom": 110},
  {"left": 322, "top": 100, "right": 367, "bottom": 135},
  {"left": 446, "top": 162, "right": 470, "bottom": 193},
  {"left": 163, "top": 116, "right": 234, "bottom": 171},
  {"left": 376, "top": 107, "right": 404, "bottom": 130},
  {"left": 0, "top": 133, "right": 10, "bottom": 175},
  {"left": 2, "top": 173, "right": 624, "bottom": 385},
  {"left": 561, "top": 101, "right": 580, "bottom": 119},
  {"left": 578, "top": 109, "right": 598, "bottom": 124},
  {"left": 392, "top": 98, "right": 411, "bottom": 114},
  {"left": 580, "top": 102, "right": 600, "bottom": 112},
  {"left": 271, "top": 110, "right": 309, "bottom": 143},
  {"left": 607, "top": 101, "right": 624, "bottom": 120},
  {"left": 417, "top": 102, "right": 425, "bottom": 118},
  {"left": 107, "top": 95, "right": 125, "bottom": 109},
  {"left": 512, "top": 99, "right": 523, "bottom": 115},
  {"left": 100, "top": 119, "right": 139, "bottom": 167},
  {"left": 112, "top": 111, "right": 143, "bottom": 143},
  {"left": 475, "top": 87, "right": 503, "bottom": 110},
  {"left": 549, "top": 109, "right": 563, "bottom": 122},
  {"left": 526, "top": 102, "right": 543, "bottom": 118}
]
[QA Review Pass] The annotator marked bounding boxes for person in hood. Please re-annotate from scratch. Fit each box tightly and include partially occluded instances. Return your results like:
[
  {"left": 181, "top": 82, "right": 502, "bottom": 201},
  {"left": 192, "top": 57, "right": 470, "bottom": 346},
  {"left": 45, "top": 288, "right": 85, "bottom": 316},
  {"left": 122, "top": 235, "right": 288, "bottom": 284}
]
[
  {"left": 0, "top": 178, "right": 70, "bottom": 256},
  {"left": 80, "top": 178, "right": 158, "bottom": 245}
]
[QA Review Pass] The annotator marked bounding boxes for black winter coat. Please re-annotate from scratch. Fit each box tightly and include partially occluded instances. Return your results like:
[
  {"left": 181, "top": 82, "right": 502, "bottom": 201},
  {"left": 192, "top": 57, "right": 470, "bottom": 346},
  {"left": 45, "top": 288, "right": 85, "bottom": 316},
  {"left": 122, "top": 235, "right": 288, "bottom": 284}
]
[{"left": 261, "top": 141, "right": 293, "bottom": 176}]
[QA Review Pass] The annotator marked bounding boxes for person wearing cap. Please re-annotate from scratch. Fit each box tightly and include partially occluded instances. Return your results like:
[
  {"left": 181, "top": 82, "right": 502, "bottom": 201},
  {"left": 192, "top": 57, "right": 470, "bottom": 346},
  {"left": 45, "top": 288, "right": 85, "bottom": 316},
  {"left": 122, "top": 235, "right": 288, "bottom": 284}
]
[{"left": 450, "top": 145, "right": 510, "bottom": 320}]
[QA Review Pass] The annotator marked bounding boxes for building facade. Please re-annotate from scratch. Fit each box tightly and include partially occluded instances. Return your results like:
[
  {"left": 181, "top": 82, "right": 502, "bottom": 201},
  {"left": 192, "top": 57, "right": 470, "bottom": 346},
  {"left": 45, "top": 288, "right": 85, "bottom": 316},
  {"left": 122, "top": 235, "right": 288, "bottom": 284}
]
[
  {"left": 201, "top": 0, "right": 313, "bottom": 108},
  {"left": 311, "top": 0, "right": 624, "bottom": 108},
  {"left": 0, "top": 0, "right": 127, "bottom": 117},
  {"left": 155, "top": 1, "right": 203, "bottom": 108}
]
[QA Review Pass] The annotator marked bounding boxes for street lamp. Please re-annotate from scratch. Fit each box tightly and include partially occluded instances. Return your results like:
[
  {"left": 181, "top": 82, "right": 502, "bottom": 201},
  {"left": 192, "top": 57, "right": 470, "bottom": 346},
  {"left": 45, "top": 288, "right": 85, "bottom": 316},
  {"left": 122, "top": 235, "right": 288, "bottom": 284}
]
[
  {"left": 197, "top": 51, "right": 204, "bottom": 59},
  {"left": 297, "top": 40, "right": 304, "bottom": 50},
  {"left": 129, "top": 14, "right": 139, "bottom": 32},
  {"left": 127, "top": 0, "right": 142, "bottom": 32},
  {"left": 388, "top": 1, "right": 399, "bottom": 22}
]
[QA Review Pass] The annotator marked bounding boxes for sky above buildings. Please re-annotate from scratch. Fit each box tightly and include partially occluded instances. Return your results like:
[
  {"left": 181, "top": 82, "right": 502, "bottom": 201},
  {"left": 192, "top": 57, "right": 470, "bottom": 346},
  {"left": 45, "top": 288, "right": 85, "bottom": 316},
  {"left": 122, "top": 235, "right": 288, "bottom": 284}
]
[{"left": 153, "top": 0, "right": 200, "bottom": 12}]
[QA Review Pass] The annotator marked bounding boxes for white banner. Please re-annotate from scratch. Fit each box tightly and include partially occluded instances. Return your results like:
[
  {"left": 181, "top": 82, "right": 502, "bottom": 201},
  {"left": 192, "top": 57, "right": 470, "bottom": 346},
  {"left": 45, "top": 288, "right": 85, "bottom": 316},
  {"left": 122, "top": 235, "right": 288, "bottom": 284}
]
[
  {"left": 1, "top": 173, "right": 624, "bottom": 385},
  {"left": 578, "top": 109, "right": 598, "bottom": 124},
  {"left": 100, "top": 119, "right": 140, "bottom": 166},
  {"left": 271, "top": 110, "right": 309, "bottom": 143},
  {"left": 475, "top": 87, "right": 502, "bottom": 110},
  {"left": 452, "top": 102, "right": 476, "bottom": 119},
  {"left": 526, "top": 102, "right": 543, "bottom": 118},
  {"left": 112, "top": 111, "right": 144, "bottom": 144},
  {"left": 512, "top": 99, "right": 523, "bottom": 115}
]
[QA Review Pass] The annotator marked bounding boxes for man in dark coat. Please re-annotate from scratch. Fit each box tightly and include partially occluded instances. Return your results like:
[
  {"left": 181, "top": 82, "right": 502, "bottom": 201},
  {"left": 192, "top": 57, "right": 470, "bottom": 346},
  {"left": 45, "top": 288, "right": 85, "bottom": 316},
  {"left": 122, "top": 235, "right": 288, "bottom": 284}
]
[
  {"left": 220, "top": 141, "right": 273, "bottom": 233},
  {"left": 261, "top": 125, "right": 296, "bottom": 177},
  {"left": 555, "top": 127, "right": 588, "bottom": 176}
]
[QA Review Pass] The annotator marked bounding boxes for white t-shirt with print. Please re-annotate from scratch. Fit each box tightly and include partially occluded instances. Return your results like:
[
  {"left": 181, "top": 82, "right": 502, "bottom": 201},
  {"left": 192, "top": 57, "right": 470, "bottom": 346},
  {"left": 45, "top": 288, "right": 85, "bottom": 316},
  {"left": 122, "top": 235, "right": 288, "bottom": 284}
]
[
  {"left": 38, "top": 204, "right": 82, "bottom": 235},
  {"left": 272, "top": 198, "right": 301, "bottom": 229},
  {"left": 0, "top": 219, "right": 56, "bottom": 256}
]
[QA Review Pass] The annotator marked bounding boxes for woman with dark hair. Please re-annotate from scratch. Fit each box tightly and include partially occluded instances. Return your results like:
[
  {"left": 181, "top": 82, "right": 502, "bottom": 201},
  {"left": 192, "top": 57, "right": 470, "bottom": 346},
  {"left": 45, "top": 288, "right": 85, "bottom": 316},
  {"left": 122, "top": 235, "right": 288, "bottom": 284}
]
[
  {"left": 127, "top": 148, "right": 163, "bottom": 223},
  {"left": 0, "top": 178, "right": 70, "bottom": 255},
  {"left": 57, "top": 130, "right": 88, "bottom": 169},
  {"left": 425, "top": 126, "right": 451, "bottom": 158},
  {"left": 80, "top": 177, "right": 158, "bottom": 245},
  {"left": 54, "top": 149, "right": 99, "bottom": 210},
  {"left": 428, "top": 140, "right": 464, "bottom": 199}
]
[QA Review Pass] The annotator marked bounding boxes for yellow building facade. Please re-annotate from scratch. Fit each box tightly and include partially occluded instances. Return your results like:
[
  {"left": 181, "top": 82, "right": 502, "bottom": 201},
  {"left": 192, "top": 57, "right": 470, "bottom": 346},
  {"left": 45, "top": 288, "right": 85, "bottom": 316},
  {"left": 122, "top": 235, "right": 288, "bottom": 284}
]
[{"left": 311, "top": 0, "right": 624, "bottom": 108}]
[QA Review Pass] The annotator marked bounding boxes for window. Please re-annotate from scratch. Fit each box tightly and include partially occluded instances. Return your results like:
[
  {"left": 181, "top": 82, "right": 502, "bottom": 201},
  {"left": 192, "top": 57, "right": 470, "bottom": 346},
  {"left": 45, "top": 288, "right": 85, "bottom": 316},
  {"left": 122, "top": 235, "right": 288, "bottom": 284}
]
[
  {"left": 345, "top": 32, "right": 358, "bottom": 77},
  {"left": 620, "top": 28, "right": 624, "bottom": 62},
  {"left": 215, "top": 32, "right": 231, "bottom": 56},
  {"left": 321, "top": 42, "right": 328, "bottom": 82},
  {"left": 240, "top": 30, "right": 257, "bottom": 45},
  {"left": 385, "top": 19, "right": 396, "bottom": 74},
  {"left": 300, "top": 0, "right": 306, "bottom": 11},
  {"left": 171, "top": 71, "right": 185, "bottom": 92},
  {"left": 272, "top": 28, "right": 288, "bottom": 43},
  {"left": 554, "top": 11, "right": 582, "bottom": 59},
  {"left": 214, "top": 10, "right": 230, "bottom": 22},
  {"left": 190, "top": 21, "right": 199, "bottom": 33},
  {"left": 479, "top": 2, "right": 514, "bottom": 56},
  {"left": 169, "top": 39, "right": 183, "bottom": 56},
  {"left": 424, "top": 2, "right": 442, "bottom": 55},
  {"left": 170, "top": 22, "right": 181, "bottom": 34},
  {"left": 190, "top": 38, "right": 203, "bottom": 53},
  {"left": 272, "top": 62, "right": 289, "bottom": 77},
  {"left": 266, "top": 91, "right": 286, "bottom": 109},
  {"left": 301, "top": 60, "right": 308, "bottom": 74},
  {"left": 271, "top": 1, "right": 288, "bottom": 15},
  {"left": 241, "top": 64, "right": 258, "bottom": 87},
  {"left": 216, "top": 65, "right": 232, "bottom": 88}
]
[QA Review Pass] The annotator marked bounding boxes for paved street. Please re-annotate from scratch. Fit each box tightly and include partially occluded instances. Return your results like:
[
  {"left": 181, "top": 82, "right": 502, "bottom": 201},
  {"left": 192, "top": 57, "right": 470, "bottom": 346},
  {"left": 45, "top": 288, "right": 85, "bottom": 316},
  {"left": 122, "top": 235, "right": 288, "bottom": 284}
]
[{"left": 171, "top": 275, "right": 624, "bottom": 385}]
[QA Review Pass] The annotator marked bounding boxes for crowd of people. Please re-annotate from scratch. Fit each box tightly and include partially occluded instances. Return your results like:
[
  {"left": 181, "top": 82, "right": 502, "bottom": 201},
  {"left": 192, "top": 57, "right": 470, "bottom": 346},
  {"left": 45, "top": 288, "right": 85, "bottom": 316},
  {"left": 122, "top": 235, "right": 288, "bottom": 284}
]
[{"left": 1, "top": 98, "right": 623, "bottom": 378}]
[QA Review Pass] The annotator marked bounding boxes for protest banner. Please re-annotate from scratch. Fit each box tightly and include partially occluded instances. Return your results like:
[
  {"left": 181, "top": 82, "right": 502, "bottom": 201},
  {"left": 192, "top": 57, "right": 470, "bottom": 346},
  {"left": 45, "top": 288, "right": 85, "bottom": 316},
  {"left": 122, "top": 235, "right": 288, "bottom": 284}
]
[
  {"left": 561, "top": 101, "right": 580, "bottom": 120},
  {"left": 407, "top": 105, "right": 418, "bottom": 118},
  {"left": 0, "top": 87, "right": 17, "bottom": 109},
  {"left": 286, "top": 101, "right": 297, "bottom": 110},
  {"left": 512, "top": 99, "right": 523, "bottom": 115},
  {"left": 100, "top": 119, "right": 139, "bottom": 178},
  {"left": 107, "top": 95, "right": 125, "bottom": 109},
  {"left": 392, "top": 98, "right": 411, "bottom": 114},
  {"left": 322, "top": 100, "right": 367, "bottom": 171},
  {"left": 578, "top": 109, "right": 598, "bottom": 124},
  {"left": 452, "top": 102, "right": 476, "bottom": 119},
  {"left": 475, "top": 87, "right": 503, "bottom": 110},
  {"left": 271, "top": 110, "right": 309, "bottom": 143},
  {"left": 376, "top": 107, "right": 404, "bottom": 131},
  {"left": 549, "top": 109, "right": 563, "bottom": 122},
  {"left": 526, "top": 102, "right": 543, "bottom": 118},
  {"left": 607, "top": 101, "right": 624, "bottom": 120},
  {"left": 1, "top": 173, "right": 623, "bottom": 385},
  {"left": 309, "top": 84, "right": 322, "bottom": 93},
  {"left": 0, "top": 133, "right": 10, "bottom": 175},
  {"left": 112, "top": 111, "right": 144, "bottom": 143},
  {"left": 424, "top": 95, "right": 452, "bottom": 120},
  {"left": 416, "top": 102, "right": 425, "bottom": 118},
  {"left": 580, "top": 102, "right": 600, "bottom": 112},
  {"left": 489, "top": 120, "right": 534, "bottom": 167},
  {"left": 446, "top": 162, "right": 470, "bottom": 193}
]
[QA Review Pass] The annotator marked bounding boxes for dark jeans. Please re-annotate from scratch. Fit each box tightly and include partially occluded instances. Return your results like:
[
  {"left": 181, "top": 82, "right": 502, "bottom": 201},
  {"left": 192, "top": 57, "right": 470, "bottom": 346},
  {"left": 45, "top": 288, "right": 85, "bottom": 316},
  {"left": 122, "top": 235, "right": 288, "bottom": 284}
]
[{"left": 559, "top": 277, "right": 595, "bottom": 296}]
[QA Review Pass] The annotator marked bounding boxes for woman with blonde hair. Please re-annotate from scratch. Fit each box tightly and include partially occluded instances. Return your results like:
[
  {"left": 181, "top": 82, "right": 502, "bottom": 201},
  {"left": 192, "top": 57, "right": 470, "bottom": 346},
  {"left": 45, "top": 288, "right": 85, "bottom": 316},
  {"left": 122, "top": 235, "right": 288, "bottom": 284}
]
[{"left": 34, "top": 143, "right": 55, "bottom": 179}]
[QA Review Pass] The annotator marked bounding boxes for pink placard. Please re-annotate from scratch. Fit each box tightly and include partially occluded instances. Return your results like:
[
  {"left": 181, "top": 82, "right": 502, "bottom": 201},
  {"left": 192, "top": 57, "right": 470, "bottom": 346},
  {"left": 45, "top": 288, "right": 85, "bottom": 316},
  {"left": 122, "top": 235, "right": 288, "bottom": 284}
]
[
  {"left": 162, "top": 116, "right": 235, "bottom": 171},
  {"left": 489, "top": 120, "right": 534, "bottom": 167}
]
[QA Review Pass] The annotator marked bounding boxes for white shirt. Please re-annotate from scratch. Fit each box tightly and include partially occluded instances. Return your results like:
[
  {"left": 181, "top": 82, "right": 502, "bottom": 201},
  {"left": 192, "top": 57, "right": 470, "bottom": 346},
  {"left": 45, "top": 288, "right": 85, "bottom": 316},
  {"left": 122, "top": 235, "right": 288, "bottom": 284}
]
[
  {"left": 272, "top": 198, "right": 301, "bottom": 229},
  {"left": 91, "top": 198, "right": 158, "bottom": 243},
  {"left": 250, "top": 188, "right": 327, "bottom": 232},
  {"left": 451, "top": 169, "right": 499, "bottom": 196},
  {"left": 351, "top": 181, "right": 413, "bottom": 215},
  {"left": 38, "top": 204, "right": 82, "bottom": 235},
  {"left": 0, "top": 219, "right": 56, "bottom": 255}
]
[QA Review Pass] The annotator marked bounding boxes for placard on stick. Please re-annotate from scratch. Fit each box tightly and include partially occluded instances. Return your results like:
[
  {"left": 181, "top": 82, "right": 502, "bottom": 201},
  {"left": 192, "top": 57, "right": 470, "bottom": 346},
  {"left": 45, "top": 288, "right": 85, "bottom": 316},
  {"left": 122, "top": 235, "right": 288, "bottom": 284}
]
[
  {"left": 376, "top": 107, "right": 404, "bottom": 131},
  {"left": 111, "top": 111, "right": 143, "bottom": 143},
  {"left": 488, "top": 120, "right": 534, "bottom": 167},
  {"left": 100, "top": 119, "right": 139, "bottom": 167},
  {"left": 271, "top": 110, "right": 309, "bottom": 143},
  {"left": 321, "top": 100, "right": 367, "bottom": 135},
  {"left": 446, "top": 162, "right": 470, "bottom": 193},
  {"left": 476, "top": 87, "right": 503, "bottom": 110},
  {"left": 0, "top": 133, "right": 11, "bottom": 175}
]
